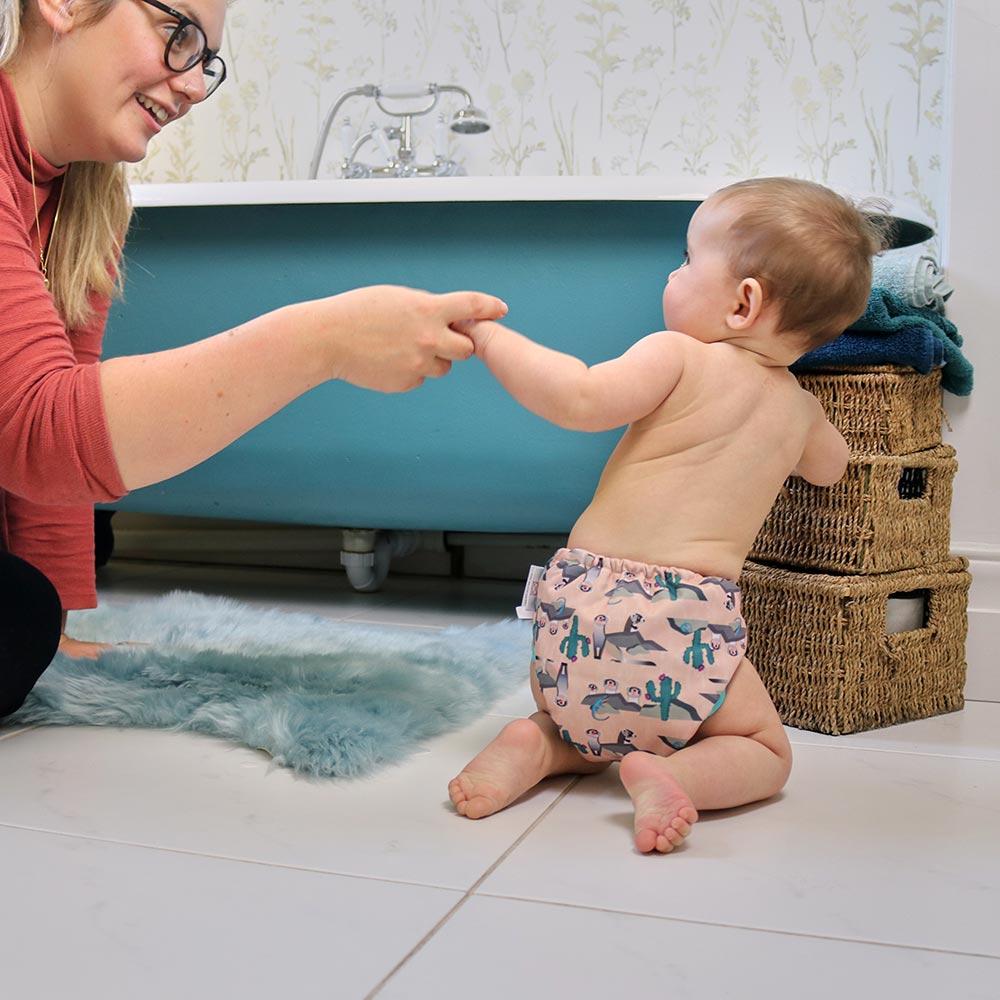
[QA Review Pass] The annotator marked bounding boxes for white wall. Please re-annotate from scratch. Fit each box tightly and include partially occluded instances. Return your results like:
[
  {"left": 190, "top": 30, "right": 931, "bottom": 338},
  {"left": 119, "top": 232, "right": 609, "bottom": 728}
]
[
  {"left": 944, "top": 0, "right": 999, "bottom": 700},
  {"left": 136, "top": 0, "right": 949, "bottom": 223}
]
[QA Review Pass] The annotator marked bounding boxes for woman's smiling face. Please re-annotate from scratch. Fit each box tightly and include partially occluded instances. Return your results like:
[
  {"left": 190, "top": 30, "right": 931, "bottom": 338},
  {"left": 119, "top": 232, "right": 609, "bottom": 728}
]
[{"left": 42, "top": 0, "right": 227, "bottom": 164}]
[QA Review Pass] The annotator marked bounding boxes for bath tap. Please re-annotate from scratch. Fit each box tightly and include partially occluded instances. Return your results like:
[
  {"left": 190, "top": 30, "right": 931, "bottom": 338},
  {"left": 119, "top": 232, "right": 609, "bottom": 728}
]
[{"left": 307, "top": 83, "right": 490, "bottom": 180}]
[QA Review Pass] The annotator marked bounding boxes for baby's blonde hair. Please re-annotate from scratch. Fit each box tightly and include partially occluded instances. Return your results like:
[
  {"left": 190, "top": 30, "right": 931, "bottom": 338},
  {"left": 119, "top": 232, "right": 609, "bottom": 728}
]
[
  {"left": 1, "top": 0, "right": 132, "bottom": 329},
  {"left": 710, "top": 177, "right": 890, "bottom": 351}
]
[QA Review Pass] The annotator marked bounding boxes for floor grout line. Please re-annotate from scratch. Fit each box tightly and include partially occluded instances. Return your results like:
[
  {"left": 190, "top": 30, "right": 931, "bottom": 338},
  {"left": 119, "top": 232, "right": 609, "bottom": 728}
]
[
  {"left": 363, "top": 777, "right": 585, "bottom": 999},
  {"left": 0, "top": 820, "right": 483, "bottom": 893},
  {"left": 785, "top": 737, "right": 1000, "bottom": 763},
  {"left": 467, "top": 891, "right": 1000, "bottom": 962}
]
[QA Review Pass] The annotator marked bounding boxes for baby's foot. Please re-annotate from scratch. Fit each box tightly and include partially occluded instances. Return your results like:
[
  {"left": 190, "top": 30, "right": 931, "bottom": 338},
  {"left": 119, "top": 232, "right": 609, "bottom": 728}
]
[
  {"left": 449, "top": 718, "right": 552, "bottom": 820},
  {"left": 619, "top": 751, "right": 699, "bottom": 854}
]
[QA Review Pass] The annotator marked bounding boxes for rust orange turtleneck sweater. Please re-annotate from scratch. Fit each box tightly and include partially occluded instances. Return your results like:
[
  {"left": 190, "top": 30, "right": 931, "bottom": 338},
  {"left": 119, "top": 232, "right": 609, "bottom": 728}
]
[{"left": 0, "top": 70, "right": 127, "bottom": 609}]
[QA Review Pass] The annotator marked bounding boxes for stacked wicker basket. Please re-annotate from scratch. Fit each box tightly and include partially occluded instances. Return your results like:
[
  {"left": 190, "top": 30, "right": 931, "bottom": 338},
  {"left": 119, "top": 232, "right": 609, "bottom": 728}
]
[{"left": 741, "top": 366, "right": 971, "bottom": 735}]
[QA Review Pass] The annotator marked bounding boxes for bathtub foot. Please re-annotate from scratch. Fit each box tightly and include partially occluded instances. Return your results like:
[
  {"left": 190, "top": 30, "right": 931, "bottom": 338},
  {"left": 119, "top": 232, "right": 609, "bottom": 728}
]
[{"left": 340, "top": 529, "right": 420, "bottom": 592}]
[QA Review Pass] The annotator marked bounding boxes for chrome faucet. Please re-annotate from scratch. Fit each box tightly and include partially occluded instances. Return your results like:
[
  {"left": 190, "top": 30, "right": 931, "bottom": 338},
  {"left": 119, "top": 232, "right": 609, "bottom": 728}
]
[{"left": 308, "top": 83, "right": 490, "bottom": 180}]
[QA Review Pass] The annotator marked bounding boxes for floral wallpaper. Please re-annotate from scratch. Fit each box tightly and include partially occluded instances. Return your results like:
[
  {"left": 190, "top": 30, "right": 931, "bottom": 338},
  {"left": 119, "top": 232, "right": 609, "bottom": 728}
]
[{"left": 131, "top": 0, "right": 949, "bottom": 226}]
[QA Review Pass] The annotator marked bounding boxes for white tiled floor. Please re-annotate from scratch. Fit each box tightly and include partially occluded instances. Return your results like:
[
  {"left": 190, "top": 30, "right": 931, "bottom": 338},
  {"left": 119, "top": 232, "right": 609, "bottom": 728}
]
[{"left": 1, "top": 560, "right": 998, "bottom": 1000}]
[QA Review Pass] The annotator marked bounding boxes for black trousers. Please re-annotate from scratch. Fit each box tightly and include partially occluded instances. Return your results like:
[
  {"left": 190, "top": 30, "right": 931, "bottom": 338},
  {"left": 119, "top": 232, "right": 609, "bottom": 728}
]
[{"left": 0, "top": 551, "right": 61, "bottom": 718}]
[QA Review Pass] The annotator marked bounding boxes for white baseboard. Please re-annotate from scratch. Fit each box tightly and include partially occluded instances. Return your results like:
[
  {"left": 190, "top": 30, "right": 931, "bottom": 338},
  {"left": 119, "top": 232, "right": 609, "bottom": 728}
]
[{"left": 958, "top": 544, "right": 1000, "bottom": 702}]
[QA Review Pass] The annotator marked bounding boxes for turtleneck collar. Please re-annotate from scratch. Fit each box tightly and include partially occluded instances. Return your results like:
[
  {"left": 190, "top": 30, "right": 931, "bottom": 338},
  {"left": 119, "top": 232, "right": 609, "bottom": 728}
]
[{"left": 0, "top": 69, "right": 67, "bottom": 188}]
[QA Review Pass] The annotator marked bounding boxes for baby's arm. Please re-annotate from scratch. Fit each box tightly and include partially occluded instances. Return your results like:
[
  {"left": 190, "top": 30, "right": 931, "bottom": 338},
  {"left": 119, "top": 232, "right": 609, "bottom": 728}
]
[
  {"left": 460, "top": 320, "right": 686, "bottom": 432},
  {"left": 792, "top": 395, "right": 850, "bottom": 486}
]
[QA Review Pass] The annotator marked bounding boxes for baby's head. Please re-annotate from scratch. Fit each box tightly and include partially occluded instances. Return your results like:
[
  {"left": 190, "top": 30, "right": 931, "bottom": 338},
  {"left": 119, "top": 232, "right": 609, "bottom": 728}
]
[{"left": 704, "top": 177, "right": 889, "bottom": 353}]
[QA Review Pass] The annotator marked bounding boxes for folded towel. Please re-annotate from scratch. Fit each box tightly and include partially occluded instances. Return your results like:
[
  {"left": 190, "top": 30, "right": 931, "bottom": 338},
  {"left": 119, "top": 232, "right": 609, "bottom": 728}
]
[
  {"left": 792, "top": 325, "right": 945, "bottom": 377},
  {"left": 872, "top": 252, "right": 954, "bottom": 313},
  {"left": 844, "top": 288, "right": 973, "bottom": 395}
]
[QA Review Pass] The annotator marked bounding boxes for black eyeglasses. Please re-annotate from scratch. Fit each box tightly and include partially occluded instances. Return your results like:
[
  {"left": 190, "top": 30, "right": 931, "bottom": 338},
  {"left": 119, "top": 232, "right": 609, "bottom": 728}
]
[{"left": 139, "top": 0, "right": 227, "bottom": 99}]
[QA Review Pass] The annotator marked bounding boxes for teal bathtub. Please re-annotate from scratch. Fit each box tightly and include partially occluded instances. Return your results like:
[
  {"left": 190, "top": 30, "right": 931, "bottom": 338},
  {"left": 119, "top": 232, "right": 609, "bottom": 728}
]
[{"left": 103, "top": 184, "right": 695, "bottom": 533}]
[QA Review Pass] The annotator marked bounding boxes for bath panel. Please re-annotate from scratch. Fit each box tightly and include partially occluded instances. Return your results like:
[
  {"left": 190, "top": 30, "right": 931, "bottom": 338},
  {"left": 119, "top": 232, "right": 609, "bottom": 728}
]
[{"left": 103, "top": 199, "right": 694, "bottom": 532}]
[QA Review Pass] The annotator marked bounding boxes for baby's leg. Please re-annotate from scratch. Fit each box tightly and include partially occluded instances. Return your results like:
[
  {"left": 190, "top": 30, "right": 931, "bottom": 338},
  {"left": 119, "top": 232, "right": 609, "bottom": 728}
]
[
  {"left": 619, "top": 656, "right": 791, "bottom": 853},
  {"left": 449, "top": 711, "right": 608, "bottom": 820}
]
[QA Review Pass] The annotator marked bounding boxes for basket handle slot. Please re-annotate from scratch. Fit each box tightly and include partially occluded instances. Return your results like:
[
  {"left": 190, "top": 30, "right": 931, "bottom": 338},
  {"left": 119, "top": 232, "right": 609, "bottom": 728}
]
[
  {"left": 886, "top": 589, "right": 929, "bottom": 633},
  {"left": 897, "top": 467, "right": 928, "bottom": 499}
]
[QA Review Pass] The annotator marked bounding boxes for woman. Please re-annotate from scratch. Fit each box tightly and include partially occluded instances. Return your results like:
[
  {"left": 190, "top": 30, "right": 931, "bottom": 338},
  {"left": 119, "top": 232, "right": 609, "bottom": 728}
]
[{"left": 0, "top": 0, "right": 507, "bottom": 715}]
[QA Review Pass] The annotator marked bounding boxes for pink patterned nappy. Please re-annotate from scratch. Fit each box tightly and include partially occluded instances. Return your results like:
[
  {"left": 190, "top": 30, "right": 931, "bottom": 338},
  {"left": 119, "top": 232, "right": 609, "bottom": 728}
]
[{"left": 532, "top": 547, "right": 747, "bottom": 759}]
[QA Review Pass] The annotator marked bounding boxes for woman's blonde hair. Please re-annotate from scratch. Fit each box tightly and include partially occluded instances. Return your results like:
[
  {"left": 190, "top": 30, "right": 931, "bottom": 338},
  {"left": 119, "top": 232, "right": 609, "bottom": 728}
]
[
  {"left": 1, "top": 0, "right": 132, "bottom": 329},
  {"left": 710, "top": 177, "right": 891, "bottom": 351}
]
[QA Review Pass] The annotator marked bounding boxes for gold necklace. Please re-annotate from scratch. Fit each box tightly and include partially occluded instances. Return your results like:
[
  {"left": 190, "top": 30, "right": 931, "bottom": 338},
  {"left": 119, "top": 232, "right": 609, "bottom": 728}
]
[{"left": 27, "top": 146, "right": 63, "bottom": 291}]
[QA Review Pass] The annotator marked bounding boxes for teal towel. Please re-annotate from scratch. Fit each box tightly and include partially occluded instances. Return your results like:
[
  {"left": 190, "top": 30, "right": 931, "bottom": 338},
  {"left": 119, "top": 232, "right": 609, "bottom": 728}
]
[{"left": 849, "top": 288, "right": 973, "bottom": 395}]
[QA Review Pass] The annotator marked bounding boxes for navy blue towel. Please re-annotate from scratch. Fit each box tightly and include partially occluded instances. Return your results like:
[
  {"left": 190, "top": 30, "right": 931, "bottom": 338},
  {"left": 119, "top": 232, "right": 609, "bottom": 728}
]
[{"left": 792, "top": 326, "right": 944, "bottom": 376}]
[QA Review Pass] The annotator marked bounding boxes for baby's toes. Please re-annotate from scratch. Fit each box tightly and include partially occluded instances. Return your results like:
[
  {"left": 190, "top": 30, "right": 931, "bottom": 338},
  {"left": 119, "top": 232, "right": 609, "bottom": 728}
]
[
  {"left": 448, "top": 776, "right": 469, "bottom": 807},
  {"left": 671, "top": 812, "right": 695, "bottom": 837},
  {"left": 635, "top": 828, "right": 658, "bottom": 853}
]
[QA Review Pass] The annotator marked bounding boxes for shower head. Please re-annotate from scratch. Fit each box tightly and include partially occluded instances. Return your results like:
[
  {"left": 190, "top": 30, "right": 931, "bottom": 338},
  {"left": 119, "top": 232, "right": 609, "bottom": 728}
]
[{"left": 450, "top": 105, "right": 490, "bottom": 134}]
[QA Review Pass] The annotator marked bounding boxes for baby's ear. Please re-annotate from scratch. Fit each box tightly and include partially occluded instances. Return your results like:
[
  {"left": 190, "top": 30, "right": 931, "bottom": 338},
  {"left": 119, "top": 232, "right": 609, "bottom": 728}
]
[{"left": 726, "top": 277, "right": 764, "bottom": 330}]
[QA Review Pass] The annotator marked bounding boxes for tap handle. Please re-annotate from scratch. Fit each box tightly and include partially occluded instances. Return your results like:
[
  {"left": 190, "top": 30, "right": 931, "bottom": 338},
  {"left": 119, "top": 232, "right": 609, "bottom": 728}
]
[
  {"left": 371, "top": 126, "right": 395, "bottom": 162},
  {"left": 377, "top": 82, "right": 434, "bottom": 100},
  {"left": 339, "top": 119, "right": 354, "bottom": 159}
]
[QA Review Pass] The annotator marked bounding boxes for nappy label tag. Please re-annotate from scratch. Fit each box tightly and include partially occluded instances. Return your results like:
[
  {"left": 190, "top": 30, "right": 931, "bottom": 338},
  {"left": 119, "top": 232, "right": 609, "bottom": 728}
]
[{"left": 516, "top": 564, "right": 545, "bottom": 619}]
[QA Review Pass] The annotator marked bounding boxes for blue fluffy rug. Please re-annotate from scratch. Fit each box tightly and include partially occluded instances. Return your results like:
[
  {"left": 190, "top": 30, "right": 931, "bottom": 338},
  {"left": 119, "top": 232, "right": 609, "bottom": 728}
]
[{"left": 8, "top": 591, "right": 530, "bottom": 778}]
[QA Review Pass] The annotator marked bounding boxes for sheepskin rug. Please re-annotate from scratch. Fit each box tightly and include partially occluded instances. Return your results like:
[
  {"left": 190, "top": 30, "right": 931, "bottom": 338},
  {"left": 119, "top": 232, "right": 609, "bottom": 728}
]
[{"left": 9, "top": 591, "right": 529, "bottom": 778}]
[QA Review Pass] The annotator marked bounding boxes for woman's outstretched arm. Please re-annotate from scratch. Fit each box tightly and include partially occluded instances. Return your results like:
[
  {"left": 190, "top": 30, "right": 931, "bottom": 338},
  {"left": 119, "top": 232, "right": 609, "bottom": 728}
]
[{"left": 100, "top": 286, "right": 507, "bottom": 491}]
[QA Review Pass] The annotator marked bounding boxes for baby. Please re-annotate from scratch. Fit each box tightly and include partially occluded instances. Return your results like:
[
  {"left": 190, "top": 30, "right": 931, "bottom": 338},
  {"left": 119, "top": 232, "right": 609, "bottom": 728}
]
[{"left": 449, "top": 176, "right": 887, "bottom": 853}]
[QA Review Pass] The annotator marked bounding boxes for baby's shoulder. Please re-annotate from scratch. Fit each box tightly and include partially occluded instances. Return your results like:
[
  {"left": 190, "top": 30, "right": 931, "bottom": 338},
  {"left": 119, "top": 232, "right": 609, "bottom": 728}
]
[{"left": 728, "top": 361, "right": 818, "bottom": 426}]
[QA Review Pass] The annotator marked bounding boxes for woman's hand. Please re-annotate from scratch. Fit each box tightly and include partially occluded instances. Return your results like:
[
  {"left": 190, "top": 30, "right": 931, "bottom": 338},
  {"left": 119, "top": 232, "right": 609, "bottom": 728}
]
[
  {"left": 317, "top": 286, "right": 508, "bottom": 392},
  {"left": 58, "top": 633, "right": 113, "bottom": 660},
  {"left": 58, "top": 633, "right": 149, "bottom": 659}
]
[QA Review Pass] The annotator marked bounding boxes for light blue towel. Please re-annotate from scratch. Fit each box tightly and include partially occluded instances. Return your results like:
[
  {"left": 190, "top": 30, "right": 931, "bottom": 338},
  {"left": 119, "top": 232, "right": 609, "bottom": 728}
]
[
  {"left": 846, "top": 288, "right": 973, "bottom": 396},
  {"left": 872, "top": 252, "right": 953, "bottom": 313}
]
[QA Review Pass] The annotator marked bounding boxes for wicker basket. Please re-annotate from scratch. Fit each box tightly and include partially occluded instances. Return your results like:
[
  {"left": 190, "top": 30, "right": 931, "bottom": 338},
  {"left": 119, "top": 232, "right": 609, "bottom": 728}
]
[
  {"left": 740, "top": 558, "right": 970, "bottom": 735},
  {"left": 796, "top": 366, "right": 943, "bottom": 455},
  {"left": 750, "top": 443, "right": 957, "bottom": 574}
]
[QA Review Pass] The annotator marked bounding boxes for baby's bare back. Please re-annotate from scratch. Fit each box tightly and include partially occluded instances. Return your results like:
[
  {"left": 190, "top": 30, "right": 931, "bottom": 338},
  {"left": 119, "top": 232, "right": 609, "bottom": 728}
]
[{"left": 568, "top": 339, "right": 817, "bottom": 581}]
